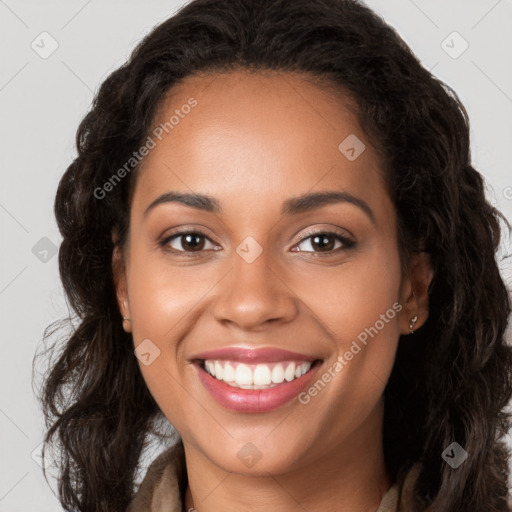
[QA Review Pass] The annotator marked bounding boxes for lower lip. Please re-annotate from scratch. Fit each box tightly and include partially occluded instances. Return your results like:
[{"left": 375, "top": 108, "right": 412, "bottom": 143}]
[{"left": 196, "top": 361, "right": 322, "bottom": 413}]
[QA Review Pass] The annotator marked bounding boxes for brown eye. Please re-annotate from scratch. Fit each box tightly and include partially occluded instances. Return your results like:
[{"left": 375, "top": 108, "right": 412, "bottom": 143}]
[
  {"left": 178, "top": 233, "right": 205, "bottom": 251},
  {"left": 160, "top": 231, "right": 217, "bottom": 253},
  {"left": 310, "top": 234, "right": 336, "bottom": 252},
  {"left": 292, "top": 231, "right": 355, "bottom": 254}
]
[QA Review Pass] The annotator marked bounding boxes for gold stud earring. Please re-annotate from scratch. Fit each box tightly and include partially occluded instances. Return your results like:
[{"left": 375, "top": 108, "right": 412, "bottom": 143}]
[
  {"left": 122, "top": 316, "right": 132, "bottom": 333},
  {"left": 409, "top": 315, "right": 418, "bottom": 334}
]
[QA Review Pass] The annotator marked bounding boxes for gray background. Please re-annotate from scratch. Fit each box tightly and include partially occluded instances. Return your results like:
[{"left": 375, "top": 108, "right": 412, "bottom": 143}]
[{"left": 1, "top": 0, "right": 511, "bottom": 510}]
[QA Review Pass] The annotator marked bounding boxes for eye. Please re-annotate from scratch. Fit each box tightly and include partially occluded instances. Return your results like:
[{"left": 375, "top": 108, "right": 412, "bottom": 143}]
[
  {"left": 159, "top": 230, "right": 219, "bottom": 254},
  {"left": 158, "top": 229, "right": 355, "bottom": 257},
  {"left": 292, "top": 231, "right": 355, "bottom": 254}
]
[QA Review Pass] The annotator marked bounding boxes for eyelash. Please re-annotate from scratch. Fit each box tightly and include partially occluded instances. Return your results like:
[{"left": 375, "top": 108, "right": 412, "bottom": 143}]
[{"left": 158, "top": 228, "right": 356, "bottom": 258}]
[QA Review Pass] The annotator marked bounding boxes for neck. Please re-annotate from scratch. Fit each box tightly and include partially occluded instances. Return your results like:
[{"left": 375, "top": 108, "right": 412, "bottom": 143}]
[{"left": 183, "top": 401, "right": 391, "bottom": 512}]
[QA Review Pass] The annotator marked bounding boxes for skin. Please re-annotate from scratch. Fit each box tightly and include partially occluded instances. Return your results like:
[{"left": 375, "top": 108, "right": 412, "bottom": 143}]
[{"left": 113, "top": 69, "right": 433, "bottom": 512}]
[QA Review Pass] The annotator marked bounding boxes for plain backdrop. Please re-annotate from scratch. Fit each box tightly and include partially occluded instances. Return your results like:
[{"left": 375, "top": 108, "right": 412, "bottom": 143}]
[{"left": 1, "top": 0, "right": 512, "bottom": 510}]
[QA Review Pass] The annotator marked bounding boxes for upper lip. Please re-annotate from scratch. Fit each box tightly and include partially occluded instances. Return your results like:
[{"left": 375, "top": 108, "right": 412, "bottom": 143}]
[{"left": 191, "top": 347, "right": 320, "bottom": 364}]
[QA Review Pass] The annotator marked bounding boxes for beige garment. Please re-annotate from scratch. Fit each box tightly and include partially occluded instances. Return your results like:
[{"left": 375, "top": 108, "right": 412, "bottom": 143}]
[{"left": 127, "top": 442, "right": 421, "bottom": 512}]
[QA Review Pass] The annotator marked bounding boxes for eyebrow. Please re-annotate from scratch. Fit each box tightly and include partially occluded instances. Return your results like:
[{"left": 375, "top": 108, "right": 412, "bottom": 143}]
[
  {"left": 143, "top": 190, "right": 375, "bottom": 224},
  {"left": 281, "top": 190, "right": 375, "bottom": 223}
]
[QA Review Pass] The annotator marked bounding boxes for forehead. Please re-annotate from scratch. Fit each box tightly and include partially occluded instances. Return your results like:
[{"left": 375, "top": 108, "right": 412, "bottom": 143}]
[{"left": 131, "top": 69, "right": 388, "bottom": 217}]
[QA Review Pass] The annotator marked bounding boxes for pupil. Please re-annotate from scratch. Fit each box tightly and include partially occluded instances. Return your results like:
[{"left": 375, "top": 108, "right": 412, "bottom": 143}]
[
  {"left": 313, "top": 234, "right": 334, "bottom": 251},
  {"left": 183, "top": 234, "right": 203, "bottom": 251}
]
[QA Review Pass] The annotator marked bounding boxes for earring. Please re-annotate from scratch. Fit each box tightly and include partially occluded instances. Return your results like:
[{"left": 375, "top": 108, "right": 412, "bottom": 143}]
[
  {"left": 409, "top": 315, "right": 418, "bottom": 334},
  {"left": 122, "top": 316, "right": 132, "bottom": 333}
]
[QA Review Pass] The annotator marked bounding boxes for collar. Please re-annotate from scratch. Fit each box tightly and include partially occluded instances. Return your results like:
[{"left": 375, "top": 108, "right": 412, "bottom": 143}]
[{"left": 127, "top": 441, "right": 421, "bottom": 512}]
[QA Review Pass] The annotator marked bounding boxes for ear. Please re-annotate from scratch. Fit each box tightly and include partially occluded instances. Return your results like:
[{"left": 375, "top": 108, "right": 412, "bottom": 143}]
[
  {"left": 398, "top": 251, "right": 434, "bottom": 335},
  {"left": 112, "top": 230, "right": 131, "bottom": 333}
]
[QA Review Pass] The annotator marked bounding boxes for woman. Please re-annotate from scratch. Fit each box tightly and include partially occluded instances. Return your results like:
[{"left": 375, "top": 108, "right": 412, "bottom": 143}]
[{"left": 36, "top": 0, "right": 512, "bottom": 510}]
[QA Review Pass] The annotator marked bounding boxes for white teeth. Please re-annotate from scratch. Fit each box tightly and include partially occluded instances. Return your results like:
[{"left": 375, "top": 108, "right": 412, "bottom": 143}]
[
  {"left": 271, "top": 364, "right": 285, "bottom": 384},
  {"left": 284, "top": 362, "right": 296, "bottom": 382},
  {"left": 214, "top": 361, "right": 223, "bottom": 380},
  {"left": 205, "top": 361, "right": 215, "bottom": 375},
  {"left": 203, "top": 360, "right": 313, "bottom": 389},
  {"left": 222, "top": 362, "right": 235, "bottom": 382},
  {"left": 235, "top": 363, "right": 253, "bottom": 386},
  {"left": 253, "top": 364, "right": 272, "bottom": 386}
]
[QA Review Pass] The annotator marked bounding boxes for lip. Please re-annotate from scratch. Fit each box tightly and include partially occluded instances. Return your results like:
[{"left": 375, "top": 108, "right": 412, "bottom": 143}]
[
  {"left": 195, "top": 358, "right": 323, "bottom": 413},
  {"left": 191, "top": 346, "right": 317, "bottom": 364}
]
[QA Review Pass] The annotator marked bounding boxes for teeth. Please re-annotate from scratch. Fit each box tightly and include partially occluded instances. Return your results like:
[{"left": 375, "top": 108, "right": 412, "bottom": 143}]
[
  {"left": 205, "top": 361, "right": 215, "bottom": 375},
  {"left": 284, "top": 362, "right": 295, "bottom": 382},
  {"left": 295, "top": 363, "right": 311, "bottom": 378},
  {"left": 203, "top": 360, "right": 313, "bottom": 389},
  {"left": 223, "top": 362, "right": 235, "bottom": 382},
  {"left": 235, "top": 363, "right": 253, "bottom": 386},
  {"left": 253, "top": 364, "right": 272, "bottom": 385},
  {"left": 214, "top": 361, "right": 223, "bottom": 380},
  {"left": 271, "top": 364, "right": 285, "bottom": 384}
]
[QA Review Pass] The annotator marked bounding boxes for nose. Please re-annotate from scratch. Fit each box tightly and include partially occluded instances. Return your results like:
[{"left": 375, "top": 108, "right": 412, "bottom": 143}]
[{"left": 212, "top": 248, "right": 298, "bottom": 332}]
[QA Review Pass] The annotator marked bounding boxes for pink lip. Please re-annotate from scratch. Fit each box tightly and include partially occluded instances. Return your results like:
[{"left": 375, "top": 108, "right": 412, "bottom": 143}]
[
  {"left": 191, "top": 347, "right": 317, "bottom": 364},
  {"left": 195, "top": 359, "right": 322, "bottom": 413}
]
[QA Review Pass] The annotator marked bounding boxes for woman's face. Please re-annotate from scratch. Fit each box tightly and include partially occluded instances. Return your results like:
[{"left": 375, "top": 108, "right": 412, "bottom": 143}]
[{"left": 115, "top": 70, "right": 427, "bottom": 475}]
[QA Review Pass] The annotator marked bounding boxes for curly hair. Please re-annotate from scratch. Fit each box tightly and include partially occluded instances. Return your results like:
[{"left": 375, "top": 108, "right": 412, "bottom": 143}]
[{"left": 34, "top": 0, "right": 512, "bottom": 510}]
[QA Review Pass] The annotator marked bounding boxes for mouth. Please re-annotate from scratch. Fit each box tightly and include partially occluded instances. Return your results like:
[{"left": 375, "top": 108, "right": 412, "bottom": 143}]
[
  {"left": 197, "top": 359, "right": 321, "bottom": 389},
  {"left": 191, "top": 347, "right": 323, "bottom": 412}
]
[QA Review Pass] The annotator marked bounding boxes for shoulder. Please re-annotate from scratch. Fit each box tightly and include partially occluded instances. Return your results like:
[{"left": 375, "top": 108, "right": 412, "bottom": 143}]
[
  {"left": 127, "top": 441, "right": 187, "bottom": 512},
  {"left": 397, "top": 462, "right": 423, "bottom": 511},
  {"left": 378, "top": 462, "right": 422, "bottom": 512}
]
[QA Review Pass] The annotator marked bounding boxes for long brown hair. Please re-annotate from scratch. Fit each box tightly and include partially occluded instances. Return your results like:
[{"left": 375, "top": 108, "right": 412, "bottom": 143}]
[{"left": 34, "top": 0, "right": 512, "bottom": 510}]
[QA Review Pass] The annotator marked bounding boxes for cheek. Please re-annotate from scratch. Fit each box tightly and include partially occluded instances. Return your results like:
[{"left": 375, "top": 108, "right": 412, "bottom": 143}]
[
  {"left": 125, "top": 249, "right": 210, "bottom": 401},
  {"left": 288, "top": 247, "right": 402, "bottom": 405},
  {"left": 127, "top": 247, "right": 219, "bottom": 343},
  {"left": 287, "top": 245, "right": 402, "bottom": 341}
]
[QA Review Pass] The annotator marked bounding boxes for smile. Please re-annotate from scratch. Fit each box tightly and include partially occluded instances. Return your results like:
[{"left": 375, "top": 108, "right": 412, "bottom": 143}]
[
  {"left": 202, "top": 360, "right": 314, "bottom": 389},
  {"left": 192, "top": 347, "right": 323, "bottom": 412}
]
